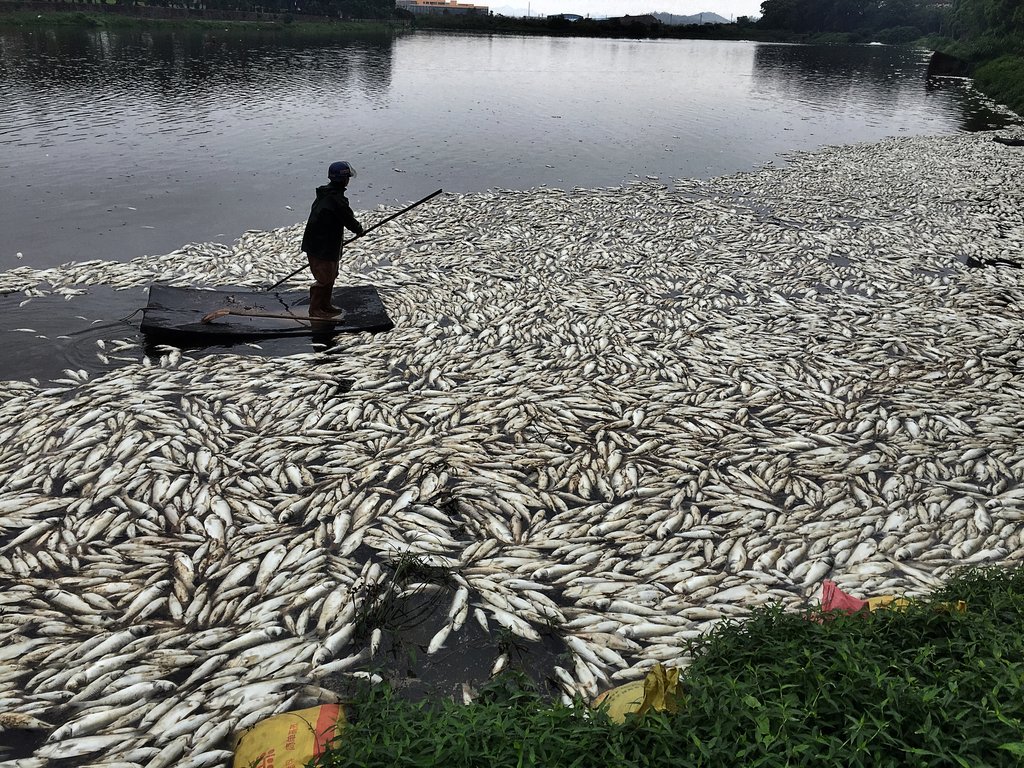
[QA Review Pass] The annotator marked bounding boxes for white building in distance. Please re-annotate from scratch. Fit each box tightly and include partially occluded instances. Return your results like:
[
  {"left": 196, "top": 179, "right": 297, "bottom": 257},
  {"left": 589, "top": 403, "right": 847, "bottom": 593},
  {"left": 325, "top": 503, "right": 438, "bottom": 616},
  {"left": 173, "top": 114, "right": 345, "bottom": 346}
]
[{"left": 396, "top": 0, "right": 489, "bottom": 15}]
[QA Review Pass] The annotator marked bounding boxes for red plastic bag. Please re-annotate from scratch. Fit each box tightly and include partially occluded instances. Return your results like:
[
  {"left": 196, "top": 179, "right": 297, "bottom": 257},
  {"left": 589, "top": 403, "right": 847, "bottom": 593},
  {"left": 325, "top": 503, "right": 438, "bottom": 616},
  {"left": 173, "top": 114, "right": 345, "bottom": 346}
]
[{"left": 818, "top": 580, "right": 868, "bottom": 617}]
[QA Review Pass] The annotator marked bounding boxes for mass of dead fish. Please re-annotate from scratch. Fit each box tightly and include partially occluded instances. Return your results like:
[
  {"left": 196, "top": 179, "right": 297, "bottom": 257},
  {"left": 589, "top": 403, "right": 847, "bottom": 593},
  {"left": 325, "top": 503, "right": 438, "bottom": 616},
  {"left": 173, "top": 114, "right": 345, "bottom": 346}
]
[{"left": 0, "top": 130, "right": 1023, "bottom": 767}]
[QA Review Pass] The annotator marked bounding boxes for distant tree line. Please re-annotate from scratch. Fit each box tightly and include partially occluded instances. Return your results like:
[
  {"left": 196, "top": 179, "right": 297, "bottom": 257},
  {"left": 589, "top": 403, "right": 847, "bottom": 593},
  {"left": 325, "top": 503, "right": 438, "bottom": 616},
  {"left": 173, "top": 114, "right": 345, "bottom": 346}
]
[
  {"left": 943, "top": 0, "right": 1024, "bottom": 51},
  {"left": 288, "top": 0, "right": 393, "bottom": 18},
  {"left": 757, "top": 0, "right": 1023, "bottom": 50},
  {"left": 407, "top": 12, "right": 766, "bottom": 40},
  {"left": 13, "top": 0, "right": 1022, "bottom": 49},
  {"left": 756, "top": 0, "right": 946, "bottom": 41},
  {"left": 47, "top": 0, "right": 397, "bottom": 20}
]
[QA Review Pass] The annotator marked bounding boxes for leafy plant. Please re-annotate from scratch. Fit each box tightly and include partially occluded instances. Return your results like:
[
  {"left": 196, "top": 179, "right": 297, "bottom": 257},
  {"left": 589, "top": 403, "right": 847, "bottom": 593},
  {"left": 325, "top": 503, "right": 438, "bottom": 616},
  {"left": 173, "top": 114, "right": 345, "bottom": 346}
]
[
  {"left": 972, "top": 55, "right": 1024, "bottom": 116},
  {"left": 311, "top": 566, "right": 1024, "bottom": 768}
]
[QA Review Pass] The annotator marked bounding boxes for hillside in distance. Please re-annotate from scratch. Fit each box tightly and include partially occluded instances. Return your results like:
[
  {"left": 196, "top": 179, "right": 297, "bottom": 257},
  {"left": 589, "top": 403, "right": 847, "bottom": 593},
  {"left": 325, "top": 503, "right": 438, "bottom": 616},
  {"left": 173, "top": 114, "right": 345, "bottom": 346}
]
[
  {"left": 491, "top": 7, "right": 733, "bottom": 23},
  {"left": 653, "top": 11, "right": 732, "bottom": 24}
]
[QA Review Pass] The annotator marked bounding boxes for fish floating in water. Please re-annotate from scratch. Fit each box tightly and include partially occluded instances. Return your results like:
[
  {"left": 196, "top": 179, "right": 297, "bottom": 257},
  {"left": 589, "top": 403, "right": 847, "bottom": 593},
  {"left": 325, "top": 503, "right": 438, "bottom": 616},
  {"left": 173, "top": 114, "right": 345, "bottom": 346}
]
[{"left": 0, "top": 132, "right": 1022, "bottom": 767}]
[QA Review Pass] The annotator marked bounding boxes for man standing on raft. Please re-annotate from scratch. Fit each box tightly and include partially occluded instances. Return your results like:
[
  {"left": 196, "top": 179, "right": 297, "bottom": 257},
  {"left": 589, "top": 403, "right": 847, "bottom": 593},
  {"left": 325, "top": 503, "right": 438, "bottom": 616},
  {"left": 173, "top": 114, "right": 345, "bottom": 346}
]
[{"left": 300, "top": 161, "right": 365, "bottom": 318}]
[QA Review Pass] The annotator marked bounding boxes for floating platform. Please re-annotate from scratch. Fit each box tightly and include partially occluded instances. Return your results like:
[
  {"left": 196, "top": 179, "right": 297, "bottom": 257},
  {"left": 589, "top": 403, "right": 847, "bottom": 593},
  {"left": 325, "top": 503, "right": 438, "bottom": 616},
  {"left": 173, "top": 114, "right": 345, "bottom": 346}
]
[{"left": 140, "top": 284, "right": 394, "bottom": 342}]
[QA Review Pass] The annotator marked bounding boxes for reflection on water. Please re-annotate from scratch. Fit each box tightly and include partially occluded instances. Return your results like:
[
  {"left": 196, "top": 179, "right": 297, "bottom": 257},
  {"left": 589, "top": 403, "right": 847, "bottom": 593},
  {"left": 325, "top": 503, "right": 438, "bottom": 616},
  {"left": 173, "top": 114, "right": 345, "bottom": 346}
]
[
  {"left": 922, "top": 78, "right": 1013, "bottom": 132},
  {"left": 0, "top": 26, "right": 395, "bottom": 100},
  {"left": 753, "top": 43, "right": 934, "bottom": 93},
  {"left": 752, "top": 43, "right": 1018, "bottom": 134},
  {"left": 751, "top": 43, "right": 930, "bottom": 131},
  {"left": 0, "top": 29, "right": 1019, "bottom": 269},
  {"left": 0, "top": 284, "right": 331, "bottom": 383},
  {"left": 1, "top": 27, "right": 396, "bottom": 153}
]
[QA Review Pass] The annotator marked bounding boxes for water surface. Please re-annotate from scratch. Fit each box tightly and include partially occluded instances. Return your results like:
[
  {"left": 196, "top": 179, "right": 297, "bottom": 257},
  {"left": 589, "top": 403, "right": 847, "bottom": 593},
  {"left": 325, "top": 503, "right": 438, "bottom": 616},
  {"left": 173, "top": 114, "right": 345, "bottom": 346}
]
[
  {"left": 1, "top": 29, "right": 1015, "bottom": 269},
  {"left": 0, "top": 28, "right": 1018, "bottom": 380}
]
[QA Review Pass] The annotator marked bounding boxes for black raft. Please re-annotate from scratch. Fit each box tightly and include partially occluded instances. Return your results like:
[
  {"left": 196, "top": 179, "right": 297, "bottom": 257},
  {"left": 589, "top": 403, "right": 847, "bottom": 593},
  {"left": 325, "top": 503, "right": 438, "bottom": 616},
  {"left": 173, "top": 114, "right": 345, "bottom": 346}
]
[{"left": 140, "top": 284, "right": 394, "bottom": 343}]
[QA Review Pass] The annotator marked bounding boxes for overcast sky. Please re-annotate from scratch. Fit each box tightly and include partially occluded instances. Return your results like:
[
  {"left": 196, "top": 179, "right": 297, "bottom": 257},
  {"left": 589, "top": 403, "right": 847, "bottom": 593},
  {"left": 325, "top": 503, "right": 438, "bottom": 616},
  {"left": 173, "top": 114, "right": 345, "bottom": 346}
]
[{"left": 508, "top": 1, "right": 764, "bottom": 19}]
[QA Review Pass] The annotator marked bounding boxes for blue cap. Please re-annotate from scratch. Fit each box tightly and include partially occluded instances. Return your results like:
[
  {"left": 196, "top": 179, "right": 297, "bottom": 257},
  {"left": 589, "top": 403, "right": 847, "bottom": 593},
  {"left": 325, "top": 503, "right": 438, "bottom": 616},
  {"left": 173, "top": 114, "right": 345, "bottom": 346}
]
[{"left": 328, "top": 161, "right": 356, "bottom": 180}]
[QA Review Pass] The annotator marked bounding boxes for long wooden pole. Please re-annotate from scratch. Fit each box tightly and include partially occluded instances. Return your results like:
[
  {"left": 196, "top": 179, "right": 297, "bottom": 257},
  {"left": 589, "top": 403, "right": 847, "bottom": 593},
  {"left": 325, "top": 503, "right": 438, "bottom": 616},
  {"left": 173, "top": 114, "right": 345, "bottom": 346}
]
[{"left": 264, "top": 188, "right": 443, "bottom": 292}]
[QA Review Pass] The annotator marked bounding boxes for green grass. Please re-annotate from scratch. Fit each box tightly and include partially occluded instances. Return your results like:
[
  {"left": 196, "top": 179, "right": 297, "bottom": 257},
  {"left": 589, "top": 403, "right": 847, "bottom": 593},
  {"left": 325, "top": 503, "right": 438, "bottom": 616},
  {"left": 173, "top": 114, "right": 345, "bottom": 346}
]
[
  {"left": 311, "top": 565, "right": 1024, "bottom": 767},
  {"left": 972, "top": 55, "right": 1024, "bottom": 119}
]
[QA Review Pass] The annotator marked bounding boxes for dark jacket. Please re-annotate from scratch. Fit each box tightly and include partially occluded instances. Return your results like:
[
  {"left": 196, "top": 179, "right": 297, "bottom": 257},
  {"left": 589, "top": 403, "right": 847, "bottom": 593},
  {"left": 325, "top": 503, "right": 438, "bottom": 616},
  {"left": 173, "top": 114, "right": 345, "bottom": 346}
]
[{"left": 301, "top": 181, "right": 363, "bottom": 261}]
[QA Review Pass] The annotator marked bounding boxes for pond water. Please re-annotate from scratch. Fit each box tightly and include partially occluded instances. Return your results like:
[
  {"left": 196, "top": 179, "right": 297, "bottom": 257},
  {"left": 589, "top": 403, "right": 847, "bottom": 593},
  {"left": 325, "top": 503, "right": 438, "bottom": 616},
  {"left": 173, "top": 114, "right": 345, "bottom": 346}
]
[
  {"left": 0, "top": 26, "right": 1018, "bottom": 378},
  {"left": 1, "top": 27, "right": 1017, "bottom": 269}
]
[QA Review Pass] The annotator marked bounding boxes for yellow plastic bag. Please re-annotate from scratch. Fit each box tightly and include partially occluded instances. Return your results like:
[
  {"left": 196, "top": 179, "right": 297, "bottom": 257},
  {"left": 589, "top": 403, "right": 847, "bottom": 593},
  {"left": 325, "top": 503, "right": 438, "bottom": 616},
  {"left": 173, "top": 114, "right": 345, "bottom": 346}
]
[
  {"left": 591, "top": 679, "right": 646, "bottom": 723},
  {"left": 867, "top": 595, "right": 967, "bottom": 613},
  {"left": 591, "top": 663, "right": 683, "bottom": 724},
  {"left": 233, "top": 704, "right": 345, "bottom": 768},
  {"left": 865, "top": 595, "right": 911, "bottom": 611}
]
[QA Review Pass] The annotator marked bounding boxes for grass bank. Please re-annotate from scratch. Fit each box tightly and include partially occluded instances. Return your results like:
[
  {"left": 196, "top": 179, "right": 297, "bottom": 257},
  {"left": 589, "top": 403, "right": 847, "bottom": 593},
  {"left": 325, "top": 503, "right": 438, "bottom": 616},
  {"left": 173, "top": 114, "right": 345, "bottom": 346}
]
[
  {"left": 972, "top": 55, "right": 1024, "bottom": 119},
  {"left": 312, "top": 565, "right": 1024, "bottom": 767}
]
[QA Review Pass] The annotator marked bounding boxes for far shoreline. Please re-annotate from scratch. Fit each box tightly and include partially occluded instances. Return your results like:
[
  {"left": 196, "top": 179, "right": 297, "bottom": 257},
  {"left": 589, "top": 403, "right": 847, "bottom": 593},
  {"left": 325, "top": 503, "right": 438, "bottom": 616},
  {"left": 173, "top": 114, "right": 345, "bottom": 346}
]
[
  {"left": 0, "top": 4, "right": 409, "bottom": 34},
  {"left": 6, "top": 4, "right": 1020, "bottom": 118},
  {"left": 0, "top": 5, "right": 931, "bottom": 46}
]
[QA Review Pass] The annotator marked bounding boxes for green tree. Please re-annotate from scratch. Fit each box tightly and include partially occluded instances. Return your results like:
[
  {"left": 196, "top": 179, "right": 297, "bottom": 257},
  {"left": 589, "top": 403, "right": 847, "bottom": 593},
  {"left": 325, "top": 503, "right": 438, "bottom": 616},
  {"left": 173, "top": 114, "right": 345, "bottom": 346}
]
[
  {"left": 757, "top": 0, "right": 945, "bottom": 35},
  {"left": 949, "top": 0, "right": 1024, "bottom": 39}
]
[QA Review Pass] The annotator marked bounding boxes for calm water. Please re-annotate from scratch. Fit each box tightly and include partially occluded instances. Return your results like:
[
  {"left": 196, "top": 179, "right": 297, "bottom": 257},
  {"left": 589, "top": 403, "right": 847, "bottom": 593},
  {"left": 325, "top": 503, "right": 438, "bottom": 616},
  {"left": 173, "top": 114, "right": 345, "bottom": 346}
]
[
  {"left": 1, "top": 28, "right": 1017, "bottom": 269},
  {"left": 0, "top": 27, "right": 1018, "bottom": 378}
]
